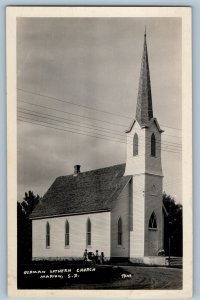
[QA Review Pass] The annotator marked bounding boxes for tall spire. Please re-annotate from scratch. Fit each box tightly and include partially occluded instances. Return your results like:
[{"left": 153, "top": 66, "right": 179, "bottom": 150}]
[{"left": 135, "top": 29, "right": 153, "bottom": 125}]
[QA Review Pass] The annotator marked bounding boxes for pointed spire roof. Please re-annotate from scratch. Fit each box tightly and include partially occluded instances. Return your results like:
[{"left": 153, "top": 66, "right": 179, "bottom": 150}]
[{"left": 135, "top": 29, "right": 153, "bottom": 125}]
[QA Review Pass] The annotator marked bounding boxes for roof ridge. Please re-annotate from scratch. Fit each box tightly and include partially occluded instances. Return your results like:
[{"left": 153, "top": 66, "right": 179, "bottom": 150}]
[
  {"left": 57, "top": 162, "right": 126, "bottom": 179},
  {"left": 30, "top": 163, "right": 129, "bottom": 219}
]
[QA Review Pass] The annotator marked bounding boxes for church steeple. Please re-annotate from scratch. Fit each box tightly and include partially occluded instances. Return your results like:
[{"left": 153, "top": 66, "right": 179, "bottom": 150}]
[
  {"left": 125, "top": 30, "right": 163, "bottom": 259},
  {"left": 135, "top": 30, "right": 153, "bottom": 126}
]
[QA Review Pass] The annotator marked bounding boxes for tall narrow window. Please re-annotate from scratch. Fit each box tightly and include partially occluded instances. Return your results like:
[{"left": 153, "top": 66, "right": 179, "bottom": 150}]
[
  {"left": 46, "top": 222, "right": 50, "bottom": 248},
  {"left": 151, "top": 133, "right": 156, "bottom": 157},
  {"left": 86, "top": 218, "right": 91, "bottom": 246},
  {"left": 65, "top": 220, "right": 70, "bottom": 247},
  {"left": 133, "top": 133, "right": 138, "bottom": 156},
  {"left": 118, "top": 217, "right": 123, "bottom": 245},
  {"left": 148, "top": 212, "right": 157, "bottom": 229}
]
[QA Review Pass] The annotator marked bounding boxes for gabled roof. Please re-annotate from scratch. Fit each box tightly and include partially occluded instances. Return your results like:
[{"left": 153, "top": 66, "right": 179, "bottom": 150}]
[
  {"left": 148, "top": 118, "right": 164, "bottom": 133},
  {"left": 126, "top": 118, "right": 163, "bottom": 133},
  {"left": 30, "top": 164, "right": 132, "bottom": 219},
  {"left": 125, "top": 119, "right": 136, "bottom": 133}
]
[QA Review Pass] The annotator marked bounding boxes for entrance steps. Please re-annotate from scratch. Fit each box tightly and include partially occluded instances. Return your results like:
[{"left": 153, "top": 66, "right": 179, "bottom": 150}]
[
  {"left": 165, "top": 256, "right": 183, "bottom": 267},
  {"left": 129, "top": 256, "right": 182, "bottom": 267}
]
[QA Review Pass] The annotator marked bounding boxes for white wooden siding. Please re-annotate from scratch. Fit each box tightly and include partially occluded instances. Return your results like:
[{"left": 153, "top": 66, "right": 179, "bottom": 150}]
[
  {"left": 32, "top": 211, "right": 111, "bottom": 260},
  {"left": 111, "top": 182, "right": 131, "bottom": 258}
]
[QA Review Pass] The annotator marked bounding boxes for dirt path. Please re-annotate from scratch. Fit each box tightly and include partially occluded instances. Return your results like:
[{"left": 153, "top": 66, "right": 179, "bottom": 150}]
[
  {"left": 110, "top": 266, "right": 182, "bottom": 289},
  {"left": 67, "top": 266, "right": 182, "bottom": 289}
]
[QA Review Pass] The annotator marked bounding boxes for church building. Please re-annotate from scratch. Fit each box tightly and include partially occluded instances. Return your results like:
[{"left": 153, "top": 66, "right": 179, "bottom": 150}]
[{"left": 30, "top": 32, "right": 166, "bottom": 264}]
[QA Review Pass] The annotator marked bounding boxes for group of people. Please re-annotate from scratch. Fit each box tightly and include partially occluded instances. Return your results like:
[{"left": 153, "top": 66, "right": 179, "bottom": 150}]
[{"left": 83, "top": 249, "right": 104, "bottom": 265}]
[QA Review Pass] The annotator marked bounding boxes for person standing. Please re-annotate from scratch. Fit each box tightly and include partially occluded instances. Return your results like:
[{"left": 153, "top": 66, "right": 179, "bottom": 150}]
[
  {"left": 100, "top": 252, "right": 104, "bottom": 264},
  {"left": 95, "top": 250, "right": 99, "bottom": 263}
]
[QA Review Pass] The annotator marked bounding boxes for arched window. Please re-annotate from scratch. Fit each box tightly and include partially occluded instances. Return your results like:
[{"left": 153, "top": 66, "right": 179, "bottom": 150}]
[
  {"left": 46, "top": 222, "right": 50, "bottom": 248},
  {"left": 151, "top": 133, "right": 156, "bottom": 157},
  {"left": 86, "top": 218, "right": 91, "bottom": 246},
  {"left": 65, "top": 220, "right": 70, "bottom": 246},
  {"left": 117, "top": 217, "right": 123, "bottom": 245},
  {"left": 148, "top": 212, "right": 157, "bottom": 229},
  {"left": 133, "top": 133, "right": 138, "bottom": 156}
]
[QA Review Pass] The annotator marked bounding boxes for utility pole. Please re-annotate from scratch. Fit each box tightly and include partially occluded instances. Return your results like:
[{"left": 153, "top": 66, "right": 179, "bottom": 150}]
[{"left": 168, "top": 221, "right": 172, "bottom": 266}]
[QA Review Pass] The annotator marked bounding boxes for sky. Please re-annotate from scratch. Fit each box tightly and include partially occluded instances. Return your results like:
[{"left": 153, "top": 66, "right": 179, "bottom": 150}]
[{"left": 17, "top": 17, "right": 182, "bottom": 203}]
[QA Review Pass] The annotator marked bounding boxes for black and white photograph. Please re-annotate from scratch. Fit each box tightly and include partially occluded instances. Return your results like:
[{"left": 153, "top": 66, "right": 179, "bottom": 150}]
[{"left": 7, "top": 6, "right": 192, "bottom": 298}]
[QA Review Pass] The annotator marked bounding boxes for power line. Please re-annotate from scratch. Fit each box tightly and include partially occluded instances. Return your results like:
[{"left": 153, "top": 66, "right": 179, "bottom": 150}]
[
  {"left": 18, "top": 99, "right": 127, "bottom": 128},
  {"left": 18, "top": 98, "right": 182, "bottom": 140},
  {"left": 17, "top": 87, "right": 131, "bottom": 120},
  {"left": 18, "top": 116, "right": 181, "bottom": 154},
  {"left": 18, "top": 109, "right": 182, "bottom": 150},
  {"left": 17, "top": 116, "right": 181, "bottom": 154},
  {"left": 17, "top": 107, "right": 182, "bottom": 149},
  {"left": 159, "top": 124, "right": 181, "bottom": 131},
  {"left": 18, "top": 117, "right": 126, "bottom": 145},
  {"left": 162, "top": 133, "right": 181, "bottom": 139},
  {"left": 17, "top": 87, "right": 182, "bottom": 131},
  {"left": 18, "top": 111, "right": 126, "bottom": 142},
  {"left": 17, "top": 107, "right": 125, "bottom": 136}
]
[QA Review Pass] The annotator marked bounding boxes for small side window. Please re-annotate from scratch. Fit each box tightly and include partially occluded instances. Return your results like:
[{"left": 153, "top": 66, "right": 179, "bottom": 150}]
[
  {"left": 65, "top": 220, "right": 70, "bottom": 246},
  {"left": 86, "top": 218, "right": 91, "bottom": 246},
  {"left": 133, "top": 133, "right": 138, "bottom": 156},
  {"left": 117, "top": 217, "right": 123, "bottom": 245},
  {"left": 151, "top": 133, "right": 156, "bottom": 157},
  {"left": 46, "top": 222, "right": 50, "bottom": 248}
]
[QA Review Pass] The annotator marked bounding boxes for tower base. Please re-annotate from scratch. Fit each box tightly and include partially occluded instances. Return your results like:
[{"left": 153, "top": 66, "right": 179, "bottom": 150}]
[{"left": 130, "top": 256, "right": 166, "bottom": 266}]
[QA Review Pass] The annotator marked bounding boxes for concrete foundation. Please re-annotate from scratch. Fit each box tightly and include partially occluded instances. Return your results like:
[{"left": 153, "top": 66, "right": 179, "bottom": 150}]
[{"left": 130, "top": 256, "right": 166, "bottom": 266}]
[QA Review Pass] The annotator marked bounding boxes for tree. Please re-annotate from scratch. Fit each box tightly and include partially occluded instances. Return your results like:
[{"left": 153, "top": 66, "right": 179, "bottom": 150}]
[
  {"left": 17, "top": 191, "right": 40, "bottom": 264},
  {"left": 163, "top": 193, "right": 183, "bottom": 257}
]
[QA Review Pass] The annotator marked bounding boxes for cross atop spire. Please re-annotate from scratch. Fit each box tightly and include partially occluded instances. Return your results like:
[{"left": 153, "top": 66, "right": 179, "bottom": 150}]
[{"left": 135, "top": 30, "right": 153, "bottom": 126}]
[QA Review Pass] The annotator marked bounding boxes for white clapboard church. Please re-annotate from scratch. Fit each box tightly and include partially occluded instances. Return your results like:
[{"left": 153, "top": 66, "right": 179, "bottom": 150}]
[{"left": 30, "top": 32, "right": 166, "bottom": 264}]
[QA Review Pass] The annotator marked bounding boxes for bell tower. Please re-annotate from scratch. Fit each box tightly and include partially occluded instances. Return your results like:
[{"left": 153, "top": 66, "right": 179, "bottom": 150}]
[{"left": 125, "top": 31, "right": 164, "bottom": 259}]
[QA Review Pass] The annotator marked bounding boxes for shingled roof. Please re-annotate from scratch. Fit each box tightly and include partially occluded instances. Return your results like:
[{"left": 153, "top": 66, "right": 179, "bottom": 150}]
[
  {"left": 135, "top": 31, "right": 153, "bottom": 126},
  {"left": 30, "top": 163, "right": 132, "bottom": 219}
]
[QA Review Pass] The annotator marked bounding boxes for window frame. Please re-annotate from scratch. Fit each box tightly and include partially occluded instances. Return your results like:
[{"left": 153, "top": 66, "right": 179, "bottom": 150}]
[
  {"left": 86, "top": 218, "right": 91, "bottom": 247},
  {"left": 133, "top": 133, "right": 139, "bottom": 156},
  {"left": 65, "top": 220, "right": 70, "bottom": 247},
  {"left": 148, "top": 212, "right": 158, "bottom": 230},
  {"left": 46, "top": 221, "right": 50, "bottom": 248},
  {"left": 151, "top": 133, "right": 156, "bottom": 157},
  {"left": 117, "top": 217, "right": 123, "bottom": 246}
]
